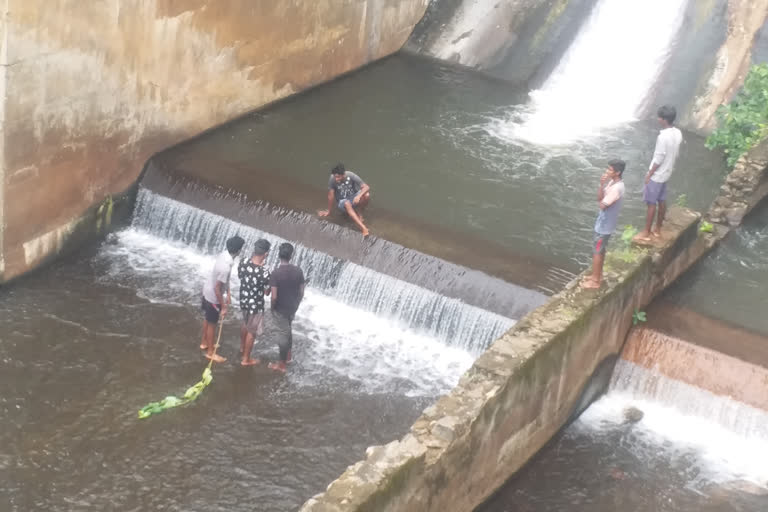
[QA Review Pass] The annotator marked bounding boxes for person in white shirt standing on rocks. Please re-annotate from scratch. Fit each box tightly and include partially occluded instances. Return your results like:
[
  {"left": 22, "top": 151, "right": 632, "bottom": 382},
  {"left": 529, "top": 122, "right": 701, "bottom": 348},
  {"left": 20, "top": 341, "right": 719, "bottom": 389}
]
[
  {"left": 199, "top": 235, "right": 244, "bottom": 363},
  {"left": 635, "top": 105, "right": 683, "bottom": 242}
]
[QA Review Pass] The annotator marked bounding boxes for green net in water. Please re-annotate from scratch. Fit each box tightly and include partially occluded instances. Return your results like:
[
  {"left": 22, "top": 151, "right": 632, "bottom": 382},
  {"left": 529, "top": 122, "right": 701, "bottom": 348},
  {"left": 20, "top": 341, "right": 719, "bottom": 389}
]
[{"left": 138, "top": 367, "right": 213, "bottom": 419}]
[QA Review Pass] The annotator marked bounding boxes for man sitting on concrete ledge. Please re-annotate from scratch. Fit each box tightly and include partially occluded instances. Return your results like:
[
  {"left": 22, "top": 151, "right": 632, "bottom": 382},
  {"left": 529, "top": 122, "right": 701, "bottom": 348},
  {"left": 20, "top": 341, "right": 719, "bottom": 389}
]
[
  {"left": 318, "top": 163, "right": 371, "bottom": 237},
  {"left": 583, "top": 159, "right": 626, "bottom": 290}
]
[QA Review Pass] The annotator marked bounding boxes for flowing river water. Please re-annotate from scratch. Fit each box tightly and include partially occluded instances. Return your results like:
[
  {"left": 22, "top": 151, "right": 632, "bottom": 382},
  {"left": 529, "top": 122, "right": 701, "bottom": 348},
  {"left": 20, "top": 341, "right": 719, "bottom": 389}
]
[{"left": 2, "top": 51, "right": 767, "bottom": 511}]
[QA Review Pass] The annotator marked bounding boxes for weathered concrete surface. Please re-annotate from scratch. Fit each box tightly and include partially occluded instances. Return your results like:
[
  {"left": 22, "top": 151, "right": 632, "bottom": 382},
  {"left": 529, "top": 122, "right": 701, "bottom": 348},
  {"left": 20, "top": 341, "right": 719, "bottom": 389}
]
[
  {"left": 644, "top": 303, "right": 768, "bottom": 370},
  {"left": 299, "top": 206, "right": 728, "bottom": 512},
  {"left": 621, "top": 326, "right": 768, "bottom": 411},
  {"left": 707, "top": 138, "right": 768, "bottom": 226},
  {"left": 0, "top": 0, "right": 428, "bottom": 283},
  {"left": 688, "top": 0, "right": 768, "bottom": 133}
]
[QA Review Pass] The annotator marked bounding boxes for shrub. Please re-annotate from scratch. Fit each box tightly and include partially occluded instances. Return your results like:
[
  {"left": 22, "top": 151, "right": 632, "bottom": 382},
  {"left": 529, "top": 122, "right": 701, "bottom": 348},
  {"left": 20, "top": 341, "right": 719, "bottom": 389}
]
[{"left": 706, "top": 64, "right": 768, "bottom": 168}]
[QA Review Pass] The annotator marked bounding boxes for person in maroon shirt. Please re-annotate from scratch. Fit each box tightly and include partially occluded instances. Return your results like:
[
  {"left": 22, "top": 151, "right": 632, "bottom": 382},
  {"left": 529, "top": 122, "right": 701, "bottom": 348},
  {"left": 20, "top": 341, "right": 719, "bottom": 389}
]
[{"left": 267, "top": 242, "right": 306, "bottom": 373}]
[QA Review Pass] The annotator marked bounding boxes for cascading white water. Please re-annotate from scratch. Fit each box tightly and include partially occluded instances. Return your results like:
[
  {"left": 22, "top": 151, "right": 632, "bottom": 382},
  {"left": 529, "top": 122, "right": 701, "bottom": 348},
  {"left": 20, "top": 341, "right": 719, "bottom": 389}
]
[
  {"left": 130, "top": 188, "right": 514, "bottom": 351},
  {"left": 577, "top": 360, "right": 768, "bottom": 486},
  {"left": 493, "top": 0, "right": 689, "bottom": 145}
]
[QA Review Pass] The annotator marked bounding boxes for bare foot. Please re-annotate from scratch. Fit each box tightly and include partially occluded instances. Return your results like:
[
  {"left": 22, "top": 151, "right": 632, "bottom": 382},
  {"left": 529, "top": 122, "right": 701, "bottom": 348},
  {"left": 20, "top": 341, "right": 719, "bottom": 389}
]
[
  {"left": 581, "top": 278, "right": 601, "bottom": 290},
  {"left": 268, "top": 362, "right": 287, "bottom": 373},
  {"left": 633, "top": 231, "right": 652, "bottom": 242},
  {"left": 240, "top": 358, "right": 261, "bottom": 367},
  {"left": 200, "top": 344, "right": 207, "bottom": 350},
  {"left": 205, "top": 353, "right": 227, "bottom": 363},
  {"left": 651, "top": 229, "right": 662, "bottom": 238}
]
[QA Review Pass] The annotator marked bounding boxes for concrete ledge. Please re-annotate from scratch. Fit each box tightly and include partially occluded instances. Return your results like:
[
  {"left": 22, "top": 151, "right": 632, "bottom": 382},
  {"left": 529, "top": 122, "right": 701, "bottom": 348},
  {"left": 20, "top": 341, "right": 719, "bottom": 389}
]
[{"left": 300, "top": 207, "right": 724, "bottom": 511}]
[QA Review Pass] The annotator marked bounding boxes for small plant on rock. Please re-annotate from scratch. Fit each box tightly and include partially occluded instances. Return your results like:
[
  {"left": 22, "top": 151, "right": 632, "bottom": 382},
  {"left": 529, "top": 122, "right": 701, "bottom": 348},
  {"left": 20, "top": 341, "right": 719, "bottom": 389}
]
[
  {"left": 620, "top": 225, "right": 638, "bottom": 245},
  {"left": 699, "top": 221, "right": 714, "bottom": 233},
  {"left": 610, "top": 225, "right": 643, "bottom": 263},
  {"left": 632, "top": 309, "right": 647, "bottom": 326},
  {"left": 675, "top": 194, "right": 688, "bottom": 208}
]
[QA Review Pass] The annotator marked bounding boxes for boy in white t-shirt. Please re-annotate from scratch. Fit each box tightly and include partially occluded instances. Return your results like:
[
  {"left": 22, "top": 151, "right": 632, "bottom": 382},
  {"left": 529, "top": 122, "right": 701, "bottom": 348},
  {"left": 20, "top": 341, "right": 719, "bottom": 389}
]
[
  {"left": 635, "top": 105, "right": 683, "bottom": 241},
  {"left": 199, "top": 235, "right": 244, "bottom": 362}
]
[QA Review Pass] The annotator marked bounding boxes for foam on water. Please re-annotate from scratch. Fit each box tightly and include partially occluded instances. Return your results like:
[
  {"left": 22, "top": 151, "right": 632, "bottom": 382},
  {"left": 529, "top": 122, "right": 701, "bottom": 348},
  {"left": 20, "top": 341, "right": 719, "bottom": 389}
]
[
  {"left": 575, "top": 360, "right": 768, "bottom": 487},
  {"left": 97, "top": 230, "right": 475, "bottom": 397},
  {"left": 488, "top": 0, "right": 689, "bottom": 145}
]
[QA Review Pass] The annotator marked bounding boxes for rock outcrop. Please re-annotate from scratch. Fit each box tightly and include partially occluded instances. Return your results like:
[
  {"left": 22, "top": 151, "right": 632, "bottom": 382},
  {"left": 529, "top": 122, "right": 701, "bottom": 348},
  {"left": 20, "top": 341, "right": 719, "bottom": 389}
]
[{"left": 707, "top": 139, "right": 768, "bottom": 226}]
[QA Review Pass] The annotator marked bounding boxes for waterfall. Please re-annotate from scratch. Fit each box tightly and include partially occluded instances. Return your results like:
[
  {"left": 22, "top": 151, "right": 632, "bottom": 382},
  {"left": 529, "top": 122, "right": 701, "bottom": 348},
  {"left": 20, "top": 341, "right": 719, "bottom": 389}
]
[
  {"left": 574, "top": 359, "right": 768, "bottom": 485},
  {"left": 610, "top": 360, "right": 768, "bottom": 440},
  {"left": 503, "top": 0, "right": 689, "bottom": 145},
  {"left": 131, "top": 188, "right": 514, "bottom": 352}
]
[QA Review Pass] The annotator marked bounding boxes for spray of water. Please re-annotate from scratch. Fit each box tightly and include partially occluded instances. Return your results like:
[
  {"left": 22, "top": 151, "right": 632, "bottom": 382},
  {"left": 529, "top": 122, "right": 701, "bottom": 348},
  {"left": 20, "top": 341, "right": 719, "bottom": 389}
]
[
  {"left": 98, "top": 229, "right": 476, "bottom": 397},
  {"left": 489, "top": 0, "right": 689, "bottom": 145},
  {"left": 576, "top": 360, "right": 768, "bottom": 487},
  {"left": 131, "top": 188, "right": 515, "bottom": 350}
]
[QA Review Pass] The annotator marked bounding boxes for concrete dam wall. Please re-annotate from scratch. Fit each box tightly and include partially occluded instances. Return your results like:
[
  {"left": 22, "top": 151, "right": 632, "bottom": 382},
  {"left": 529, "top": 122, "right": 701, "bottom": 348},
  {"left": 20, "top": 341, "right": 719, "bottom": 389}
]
[{"left": 0, "top": 0, "right": 428, "bottom": 283}]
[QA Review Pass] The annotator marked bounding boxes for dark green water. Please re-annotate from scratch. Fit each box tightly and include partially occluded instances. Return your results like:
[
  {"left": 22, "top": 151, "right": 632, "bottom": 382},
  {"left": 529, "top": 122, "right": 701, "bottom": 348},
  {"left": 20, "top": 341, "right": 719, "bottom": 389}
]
[
  {"left": 664, "top": 201, "right": 768, "bottom": 336},
  {"left": 161, "top": 53, "right": 725, "bottom": 272}
]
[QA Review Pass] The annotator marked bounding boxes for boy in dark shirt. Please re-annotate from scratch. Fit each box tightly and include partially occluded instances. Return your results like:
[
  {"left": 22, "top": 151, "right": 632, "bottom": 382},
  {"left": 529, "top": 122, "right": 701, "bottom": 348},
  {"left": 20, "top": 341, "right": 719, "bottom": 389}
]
[
  {"left": 267, "top": 242, "right": 306, "bottom": 373},
  {"left": 318, "top": 163, "right": 371, "bottom": 237},
  {"left": 237, "top": 238, "right": 271, "bottom": 366}
]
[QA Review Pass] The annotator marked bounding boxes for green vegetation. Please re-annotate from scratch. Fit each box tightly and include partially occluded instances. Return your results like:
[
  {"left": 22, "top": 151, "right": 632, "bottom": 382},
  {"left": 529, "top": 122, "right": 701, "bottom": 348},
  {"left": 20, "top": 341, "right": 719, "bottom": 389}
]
[
  {"left": 675, "top": 194, "right": 688, "bottom": 208},
  {"left": 608, "top": 225, "right": 646, "bottom": 263},
  {"left": 706, "top": 64, "right": 768, "bottom": 168},
  {"left": 620, "top": 224, "right": 638, "bottom": 244},
  {"left": 632, "top": 309, "right": 647, "bottom": 326},
  {"left": 699, "top": 221, "right": 714, "bottom": 233},
  {"left": 95, "top": 195, "right": 114, "bottom": 232}
]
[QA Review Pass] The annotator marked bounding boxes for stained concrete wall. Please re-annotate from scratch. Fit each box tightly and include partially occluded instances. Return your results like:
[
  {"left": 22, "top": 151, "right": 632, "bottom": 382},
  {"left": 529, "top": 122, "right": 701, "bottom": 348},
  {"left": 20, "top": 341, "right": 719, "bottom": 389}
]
[
  {"left": 0, "top": 0, "right": 428, "bottom": 282},
  {"left": 300, "top": 206, "right": 728, "bottom": 511}
]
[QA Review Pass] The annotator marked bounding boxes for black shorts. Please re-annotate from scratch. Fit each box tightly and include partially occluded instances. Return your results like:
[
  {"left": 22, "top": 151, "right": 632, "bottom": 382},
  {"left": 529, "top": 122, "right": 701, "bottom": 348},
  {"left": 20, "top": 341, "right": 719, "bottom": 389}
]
[{"left": 201, "top": 297, "right": 220, "bottom": 324}]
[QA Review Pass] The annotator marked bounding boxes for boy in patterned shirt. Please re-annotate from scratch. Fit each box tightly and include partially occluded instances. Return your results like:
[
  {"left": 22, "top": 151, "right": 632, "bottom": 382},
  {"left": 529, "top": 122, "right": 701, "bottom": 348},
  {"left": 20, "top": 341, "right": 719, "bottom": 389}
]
[{"left": 238, "top": 238, "right": 272, "bottom": 366}]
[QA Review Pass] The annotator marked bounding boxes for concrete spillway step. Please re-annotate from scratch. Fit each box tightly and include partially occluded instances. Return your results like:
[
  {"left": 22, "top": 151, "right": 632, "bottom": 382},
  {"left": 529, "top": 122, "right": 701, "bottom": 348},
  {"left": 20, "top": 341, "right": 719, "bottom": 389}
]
[{"left": 619, "top": 319, "right": 768, "bottom": 412}]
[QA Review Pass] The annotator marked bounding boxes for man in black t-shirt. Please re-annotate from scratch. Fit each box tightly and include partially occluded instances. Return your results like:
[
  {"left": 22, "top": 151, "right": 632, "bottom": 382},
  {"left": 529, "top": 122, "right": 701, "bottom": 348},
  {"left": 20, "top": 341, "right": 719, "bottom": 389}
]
[
  {"left": 267, "top": 242, "right": 305, "bottom": 373},
  {"left": 318, "top": 163, "right": 371, "bottom": 237},
  {"left": 238, "top": 238, "right": 271, "bottom": 366}
]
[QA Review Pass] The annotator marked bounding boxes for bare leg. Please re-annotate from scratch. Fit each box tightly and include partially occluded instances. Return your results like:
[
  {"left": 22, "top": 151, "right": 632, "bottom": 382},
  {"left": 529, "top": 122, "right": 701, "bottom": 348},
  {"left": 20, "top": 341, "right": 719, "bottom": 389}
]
[
  {"left": 344, "top": 201, "right": 369, "bottom": 237},
  {"left": 355, "top": 192, "right": 370, "bottom": 221},
  {"left": 653, "top": 201, "right": 666, "bottom": 236},
  {"left": 204, "top": 322, "right": 226, "bottom": 363},
  {"left": 241, "top": 332, "right": 260, "bottom": 366},
  {"left": 582, "top": 252, "right": 605, "bottom": 289},
  {"left": 240, "top": 322, "right": 248, "bottom": 355},
  {"left": 200, "top": 320, "right": 209, "bottom": 350},
  {"left": 634, "top": 204, "right": 656, "bottom": 241}
]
